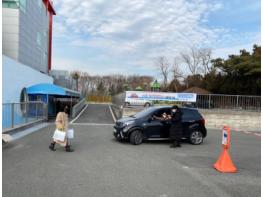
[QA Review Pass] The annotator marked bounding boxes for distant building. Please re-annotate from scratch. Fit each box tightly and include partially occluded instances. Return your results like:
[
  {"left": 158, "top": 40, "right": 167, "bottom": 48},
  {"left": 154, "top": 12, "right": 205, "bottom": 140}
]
[
  {"left": 182, "top": 87, "right": 211, "bottom": 94},
  {"left": 150, "top": 80, "right": 161, "bottom": 92},
  {"left": 50, "top": 70, "right": 76, "bottom": 90},
  {"left": 2, "top": 0, "right": 56, "bottom": 73}
]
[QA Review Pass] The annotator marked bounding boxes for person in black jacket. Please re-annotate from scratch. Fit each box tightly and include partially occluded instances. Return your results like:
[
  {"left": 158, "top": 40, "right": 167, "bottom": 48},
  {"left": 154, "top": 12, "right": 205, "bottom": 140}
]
[{"left": 168, "top": 105, "right": 183, "bottom": 148}]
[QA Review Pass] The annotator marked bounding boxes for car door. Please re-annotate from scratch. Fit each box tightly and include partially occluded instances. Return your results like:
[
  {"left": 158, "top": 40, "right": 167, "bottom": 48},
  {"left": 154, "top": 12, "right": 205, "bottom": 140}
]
[
  {"left": 159, "top": 108, "right": 171, "bottom": 138},
  {"left": 181, "top": 109, "right": 196, "bottom": 137},
  {"left": 143, "top": 109, "right": 166, "bottom": 138}
]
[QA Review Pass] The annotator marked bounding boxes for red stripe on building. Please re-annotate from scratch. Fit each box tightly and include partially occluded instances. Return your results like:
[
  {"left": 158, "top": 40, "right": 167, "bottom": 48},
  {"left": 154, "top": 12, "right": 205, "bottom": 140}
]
[{"left": 43, "top": 0, "right": 56, "bottom": 72}]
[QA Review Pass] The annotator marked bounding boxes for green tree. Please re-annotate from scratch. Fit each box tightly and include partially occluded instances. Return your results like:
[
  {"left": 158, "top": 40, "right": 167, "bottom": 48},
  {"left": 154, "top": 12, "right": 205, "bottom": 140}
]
[{"left": 210, "top": 45, "right": 261, "bottom": 95}]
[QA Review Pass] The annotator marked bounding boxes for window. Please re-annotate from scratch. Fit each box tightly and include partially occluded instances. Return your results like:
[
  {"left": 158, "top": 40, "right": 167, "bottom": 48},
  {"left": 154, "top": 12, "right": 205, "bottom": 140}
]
[
  {"left": 20, "top": 87, "right": 28, "bottom": 114},
  {"left": 181, "top": 109, "right": 201, "bottom": 120},
  {"left": 3, "top": 0, "right": 26, "bottom": 12},
  {"left": 19, "top": 0, "right": 26, "bottom": 13},
  {"left": 2, "top": 0, "right": 19, "bottom": 9}
]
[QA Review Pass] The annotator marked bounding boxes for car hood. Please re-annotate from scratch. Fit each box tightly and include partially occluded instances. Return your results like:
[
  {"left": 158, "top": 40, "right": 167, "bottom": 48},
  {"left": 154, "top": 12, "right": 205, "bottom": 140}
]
[{"left": 117, "top": 117, "right": 136, "bottom": 123}]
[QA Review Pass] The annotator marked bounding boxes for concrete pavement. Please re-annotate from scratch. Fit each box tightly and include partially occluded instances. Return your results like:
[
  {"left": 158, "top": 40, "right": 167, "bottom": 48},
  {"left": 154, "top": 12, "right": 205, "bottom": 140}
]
[{"left": 3, "top": 104, "right": 261, "bottom": 197}]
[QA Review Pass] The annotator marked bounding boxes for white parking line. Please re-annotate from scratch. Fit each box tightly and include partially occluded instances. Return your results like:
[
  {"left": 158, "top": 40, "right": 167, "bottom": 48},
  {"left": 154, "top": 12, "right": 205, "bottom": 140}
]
[
  {"left": 108, "top": 105, "right": 116, "bottom": 122},
  {"left": 243, "top": 131, "right": 252, "bottom": 134},
  {"left": 254, "top": 133, "right": 261, "bottom": 137},
  {"left": 70, "top": 105, "right": 88, "bottom": 124}
]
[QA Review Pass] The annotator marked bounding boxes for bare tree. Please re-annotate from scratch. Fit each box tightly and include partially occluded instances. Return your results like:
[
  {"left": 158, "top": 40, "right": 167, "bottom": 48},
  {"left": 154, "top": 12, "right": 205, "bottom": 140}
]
[
  {"left": 79, "top": 72, "right": 90, "bottom": 96},
  {"left": 199, "top": 48, "right": 212, "bottom": 75},
  {"left": 180, "top": 47, "right": 202, "bottom": 75},
  {"left": 155, "top": 56, "right": 170, "bottom": 90},
  {"left": 70, "top": 71, "right": 81, "bottom": 91},
  {"left": 171, "top": 58, "right": 184, "bottom": 80},
  {"left": 170, "top": 58, "right": 184, "bottom": 92}
]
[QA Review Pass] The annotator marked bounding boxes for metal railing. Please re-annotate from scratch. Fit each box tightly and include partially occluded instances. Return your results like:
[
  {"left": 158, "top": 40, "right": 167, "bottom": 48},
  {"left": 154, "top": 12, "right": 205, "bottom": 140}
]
[
  {"left": 112, "top": 93, "right": 125, "bottom": 107},
  {"left": 71, "top": 98, "right": 86, "bottom": 118},
  {"left": 195, "top": 94, "right": 261, "bottom": 111},
  {"left": 112, "top": 92, "right": 261, "bottom": 112},
  {"left": 2, "top": 101, "right": 48, "bottom": 131}
]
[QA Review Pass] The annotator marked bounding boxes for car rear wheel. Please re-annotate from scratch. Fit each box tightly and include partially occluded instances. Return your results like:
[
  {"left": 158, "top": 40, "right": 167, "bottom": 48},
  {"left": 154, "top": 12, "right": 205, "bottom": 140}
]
[
  {"left": 144, "top": 102, "right": 151, "bottom": 107},
  {"left": 130, "top": 130, "right": 143, "bottom": 145},
  {"left": 189, "top": 130, "right": 203, "bottom": 145}
]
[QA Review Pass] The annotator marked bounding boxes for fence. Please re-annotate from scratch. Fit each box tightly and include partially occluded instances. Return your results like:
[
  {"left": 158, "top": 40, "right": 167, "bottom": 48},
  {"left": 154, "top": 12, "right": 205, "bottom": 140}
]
[
  {"left": 71, "top": 98, "right": 86, "bottom": 118},
  {"left": 196, "top": 94, "right": 261, "bottom": 111},
  {"left": 2, "top": 101, "right": 48, "bottom": 132},
  {"left": 112, "top": 93, "right": 261, "bottom": 112},
  {"left": 87, "top": 95, "right": 112, "bottom": 103}
]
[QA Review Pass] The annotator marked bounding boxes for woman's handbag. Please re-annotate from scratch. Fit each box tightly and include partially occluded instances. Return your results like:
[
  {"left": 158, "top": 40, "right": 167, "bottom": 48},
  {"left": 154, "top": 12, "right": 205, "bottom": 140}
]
[
  {"left": 53, "top": 129, "right": 66, "bottom": 142},
  {"left": 67, "top": 129, "right": 74, "bottom": 139}
]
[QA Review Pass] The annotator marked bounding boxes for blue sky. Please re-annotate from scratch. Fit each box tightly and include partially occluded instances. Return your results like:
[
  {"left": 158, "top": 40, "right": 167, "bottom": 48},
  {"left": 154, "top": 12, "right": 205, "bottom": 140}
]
[{"left": 51, "top": 0, "right": 260, "bottom": 79}]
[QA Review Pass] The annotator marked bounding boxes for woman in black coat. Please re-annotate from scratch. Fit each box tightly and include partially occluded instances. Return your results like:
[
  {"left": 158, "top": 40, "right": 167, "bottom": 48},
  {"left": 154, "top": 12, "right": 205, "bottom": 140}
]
[{"left": 168, "top": 105, "right": 183, "bottom": 148}]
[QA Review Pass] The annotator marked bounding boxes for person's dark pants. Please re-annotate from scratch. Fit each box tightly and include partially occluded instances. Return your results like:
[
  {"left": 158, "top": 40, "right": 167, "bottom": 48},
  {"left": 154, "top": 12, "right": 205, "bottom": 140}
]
[{"left": 170, "top": 137, "right": 181, "bottom": 148}]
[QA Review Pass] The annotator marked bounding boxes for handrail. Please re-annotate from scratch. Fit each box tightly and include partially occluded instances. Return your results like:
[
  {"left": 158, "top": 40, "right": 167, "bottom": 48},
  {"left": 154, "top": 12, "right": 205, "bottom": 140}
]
[{"left": 71, "top": 98, "right": 86, "bottom": 118}]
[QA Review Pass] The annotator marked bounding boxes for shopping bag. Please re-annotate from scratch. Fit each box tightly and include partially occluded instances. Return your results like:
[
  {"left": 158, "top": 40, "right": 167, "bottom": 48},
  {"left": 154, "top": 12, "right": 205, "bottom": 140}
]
[
  {"left": 53, "top": 129, "right": 66, "bottom": 142},
  {"left": 67, "top": 129, "right": 74, "bottom": 139}
]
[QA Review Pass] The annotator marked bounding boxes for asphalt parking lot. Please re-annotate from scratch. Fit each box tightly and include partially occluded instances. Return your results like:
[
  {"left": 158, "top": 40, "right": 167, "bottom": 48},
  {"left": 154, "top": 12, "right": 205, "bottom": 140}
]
[{"left": 3, "top": 104, "right": 261, "bottom": 197}]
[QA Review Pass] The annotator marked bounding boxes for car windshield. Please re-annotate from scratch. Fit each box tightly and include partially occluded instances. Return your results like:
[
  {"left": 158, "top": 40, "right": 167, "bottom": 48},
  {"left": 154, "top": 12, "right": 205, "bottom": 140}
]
[{"left": 134, "top": 107, "right": 157, "bottom": 118}]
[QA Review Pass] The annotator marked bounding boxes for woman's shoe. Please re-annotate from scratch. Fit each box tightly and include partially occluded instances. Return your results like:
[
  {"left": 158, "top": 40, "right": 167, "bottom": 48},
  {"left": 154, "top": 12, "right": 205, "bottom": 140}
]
[
  {"left": 65, "top": 145, "right": 74, "bottom": 152},
  {"left": 49, "top": 143, "right": 56, "bottom": 151}
]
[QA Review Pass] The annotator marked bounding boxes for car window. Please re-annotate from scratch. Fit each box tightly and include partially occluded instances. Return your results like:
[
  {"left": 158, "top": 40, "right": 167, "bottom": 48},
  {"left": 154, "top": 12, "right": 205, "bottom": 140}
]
[
  {"left": 134, "top": 107, "right": 157, "bottom": 118},
  {"left": 181, "top": 108, "right": 201, "bottom": 120},
  {"left": 153, "top": 108, "right": 171, "bottom": 117}
]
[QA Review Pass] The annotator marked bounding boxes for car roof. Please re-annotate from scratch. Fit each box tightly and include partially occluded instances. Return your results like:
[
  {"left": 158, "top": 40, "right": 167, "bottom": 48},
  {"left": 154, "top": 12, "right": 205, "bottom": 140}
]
[{"left": 151, "top": 106, "right": 198, "bottom": 111}]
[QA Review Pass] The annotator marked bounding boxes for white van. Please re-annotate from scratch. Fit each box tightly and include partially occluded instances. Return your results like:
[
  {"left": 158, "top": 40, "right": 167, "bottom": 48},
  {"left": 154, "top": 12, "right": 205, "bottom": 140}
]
[{"left": 124, "top": 91, "right": 153, "bottom": 107}]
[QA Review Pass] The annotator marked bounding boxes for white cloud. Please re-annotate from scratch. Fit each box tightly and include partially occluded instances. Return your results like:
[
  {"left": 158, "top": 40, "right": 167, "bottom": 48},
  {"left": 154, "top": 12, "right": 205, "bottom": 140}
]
[
  {"left": 52, "top": 57, "right": 138, "bottom": 76},
  {"left": 52, "top": 0, "right": 259, "bottom": 76}
]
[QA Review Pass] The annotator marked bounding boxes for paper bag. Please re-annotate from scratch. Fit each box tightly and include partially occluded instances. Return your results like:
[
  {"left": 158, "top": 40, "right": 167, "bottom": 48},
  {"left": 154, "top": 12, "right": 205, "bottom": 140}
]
[
  {"left": 53, "top": 129, "right": 66, "bottom": 142},
  {"left": 67, "top": 129, "right": 74, "bottom": 139}
]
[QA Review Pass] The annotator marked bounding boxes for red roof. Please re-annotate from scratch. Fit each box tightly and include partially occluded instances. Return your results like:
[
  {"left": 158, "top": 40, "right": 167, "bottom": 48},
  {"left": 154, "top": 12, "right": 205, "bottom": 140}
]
[{"left": 182, "top": 87, "right": 211, "bottom": 94}]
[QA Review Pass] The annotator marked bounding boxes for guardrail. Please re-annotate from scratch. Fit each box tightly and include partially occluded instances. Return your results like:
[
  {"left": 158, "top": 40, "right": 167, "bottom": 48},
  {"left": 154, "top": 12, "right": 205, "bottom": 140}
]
[
  {"left": 87, "top": 95, "right": 112, "bottom": 103},
  {"left": 196, "top": 94, "right": 261, "bottom": 111},
  {"left": 71, "top": 98, "right": 86, "bottom": 118},
  {"left": 112, "top": 92, "right": 261, "bottom": 111},
  {"left": 2, "top": 101, "right": 48, "bottom": 132}
]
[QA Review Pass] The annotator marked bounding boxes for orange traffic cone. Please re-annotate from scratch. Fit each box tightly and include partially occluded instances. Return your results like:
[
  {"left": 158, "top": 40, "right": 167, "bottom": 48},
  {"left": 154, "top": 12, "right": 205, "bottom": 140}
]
[{"left": 214, "top": 148, "right": 237, "bottom": 173}]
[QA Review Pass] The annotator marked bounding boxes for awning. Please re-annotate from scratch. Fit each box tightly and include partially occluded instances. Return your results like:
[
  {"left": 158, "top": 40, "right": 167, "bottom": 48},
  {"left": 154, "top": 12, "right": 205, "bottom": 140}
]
[{"left": 26, "top": 83, "right": 80, "bottom": 97}]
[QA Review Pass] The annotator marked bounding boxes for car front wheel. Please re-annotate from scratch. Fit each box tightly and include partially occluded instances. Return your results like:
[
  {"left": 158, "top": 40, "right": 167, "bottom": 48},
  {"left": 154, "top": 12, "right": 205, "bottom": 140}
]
[
  {"left": 189, "top": 130, "right": 203, "bottom": 145},
  {"left": 130, "top": 130, "right": 143, "bottom": 145}
]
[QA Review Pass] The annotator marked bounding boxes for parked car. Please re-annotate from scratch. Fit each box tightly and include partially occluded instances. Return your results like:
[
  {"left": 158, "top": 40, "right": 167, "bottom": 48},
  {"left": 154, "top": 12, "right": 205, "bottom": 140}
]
[
  {"left": 124, "top": 91, "right": 153, "bottom": 107},
  {"left": 113, "top": 106, "right": 207, "bottom": 145},
  {"left": 124, "top": 100, "right": 153, "bottom": 107}
]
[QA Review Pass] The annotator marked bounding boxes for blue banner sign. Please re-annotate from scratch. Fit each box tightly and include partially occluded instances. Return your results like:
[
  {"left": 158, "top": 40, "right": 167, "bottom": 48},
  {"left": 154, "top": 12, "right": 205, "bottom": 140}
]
[{"left": 125, "top": 91, "right": 197, "bottom": 102}]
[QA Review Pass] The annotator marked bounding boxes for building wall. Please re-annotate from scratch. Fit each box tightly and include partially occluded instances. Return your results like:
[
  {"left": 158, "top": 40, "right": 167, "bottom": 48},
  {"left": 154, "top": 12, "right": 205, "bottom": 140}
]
[
  {"left": 2, "top": 0, "right": 50, "bottom": 74},
  {"left": 50, "top": 70, "right": 77, "bottom": 90},
  {"left": 19, "top": 0, "right": 49, "bottom": 73},
  {"left": 2, "top": 55, "right": 53, "bottom": 103},
  {"left": 2, "top": 8, "right": 19, "bottom": 60}
]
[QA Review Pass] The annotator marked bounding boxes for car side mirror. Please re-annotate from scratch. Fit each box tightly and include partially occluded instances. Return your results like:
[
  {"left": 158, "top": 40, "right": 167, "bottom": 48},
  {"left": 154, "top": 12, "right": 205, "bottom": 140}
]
[{"left": 148, "top": 116, "right": 155, "bottom": 122}]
